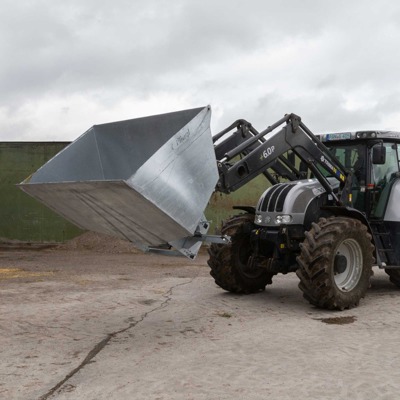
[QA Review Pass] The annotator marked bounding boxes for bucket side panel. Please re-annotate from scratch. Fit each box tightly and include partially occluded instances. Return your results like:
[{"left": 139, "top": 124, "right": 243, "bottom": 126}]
[{"left": 128, "top": 107, "right": 218, "bottom": 235}]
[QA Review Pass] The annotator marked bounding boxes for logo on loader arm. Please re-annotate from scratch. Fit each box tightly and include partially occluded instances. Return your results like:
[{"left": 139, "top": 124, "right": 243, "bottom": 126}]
[
  {"left": 320, "top": 155, "right": 346, "bottom": 182},
  {"left": 261, "top": 146, "right": 275, "bottom": 160}
]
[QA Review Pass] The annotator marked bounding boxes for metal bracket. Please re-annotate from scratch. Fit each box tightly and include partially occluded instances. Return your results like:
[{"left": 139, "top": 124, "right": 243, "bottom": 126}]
[
  {"left": 196, "top": 234, "right": 231, "bottom": 244},
  {"left": 146, "top": 216, "right": 230, "bottom": 260},
  {"left": 288, "top": 113, "right": 301, "bottom": 133},
  {"left": 146, "top": 247, "right": 185, "bottom": 258},
  {"left": 146, "top": 234, "right": 231, "bottom": 259}
]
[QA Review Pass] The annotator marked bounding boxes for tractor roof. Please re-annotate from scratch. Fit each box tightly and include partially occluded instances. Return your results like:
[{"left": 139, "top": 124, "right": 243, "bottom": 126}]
[{"left": 319, "top": 130, "right": 400, "bottom": 142}]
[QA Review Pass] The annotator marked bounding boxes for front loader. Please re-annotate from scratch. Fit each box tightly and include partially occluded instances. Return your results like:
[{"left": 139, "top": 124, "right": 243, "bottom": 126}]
[{"left": 20, "top": 106, "right": 400, "bottom": 310}]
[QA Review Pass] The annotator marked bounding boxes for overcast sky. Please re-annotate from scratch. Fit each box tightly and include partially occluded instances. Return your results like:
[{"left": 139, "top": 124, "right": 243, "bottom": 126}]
[{"left": 1, "top": 0, "right": 400, "bottom": 141}]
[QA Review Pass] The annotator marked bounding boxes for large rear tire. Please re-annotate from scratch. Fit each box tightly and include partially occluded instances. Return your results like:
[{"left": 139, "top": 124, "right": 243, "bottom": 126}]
[
  {"left": 297, "top": 216, "right": 374, "bottom": 310},
  {"left": 207, "top": 213, "right": 274, "bottom": 293}
]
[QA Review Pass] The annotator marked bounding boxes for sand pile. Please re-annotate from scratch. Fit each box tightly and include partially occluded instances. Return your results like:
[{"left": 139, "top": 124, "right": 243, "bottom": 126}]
[{"left": 57, "top": 231, "right": 141, "bottom": 254}]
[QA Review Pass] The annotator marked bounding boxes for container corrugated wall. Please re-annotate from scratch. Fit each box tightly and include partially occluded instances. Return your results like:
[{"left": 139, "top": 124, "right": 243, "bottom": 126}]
[{"left": 0, "top": 142, "right": 83, "bottom": 242}]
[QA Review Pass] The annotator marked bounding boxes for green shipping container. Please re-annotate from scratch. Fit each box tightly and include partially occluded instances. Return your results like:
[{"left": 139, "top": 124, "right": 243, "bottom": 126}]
[{"left": 0, "top": 142, "right": 83, "bottom": 243}]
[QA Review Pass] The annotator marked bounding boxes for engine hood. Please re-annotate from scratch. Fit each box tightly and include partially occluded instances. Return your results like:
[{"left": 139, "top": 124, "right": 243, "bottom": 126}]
[{"left": 255, "top": 178, "right": 340, "bottom": 227}]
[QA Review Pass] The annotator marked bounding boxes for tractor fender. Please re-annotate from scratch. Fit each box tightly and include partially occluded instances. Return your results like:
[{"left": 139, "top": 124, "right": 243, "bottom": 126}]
[{"left": 232, "top": 205, "right": 256, "bottom": 214}]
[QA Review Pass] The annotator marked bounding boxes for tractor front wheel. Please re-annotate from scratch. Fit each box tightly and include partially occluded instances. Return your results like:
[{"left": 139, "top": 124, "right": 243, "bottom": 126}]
[{"left": 207, "top": 213, "right": 274, "bottom": 293}]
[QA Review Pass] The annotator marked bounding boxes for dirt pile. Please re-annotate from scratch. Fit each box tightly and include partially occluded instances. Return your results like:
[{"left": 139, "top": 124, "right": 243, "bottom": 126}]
[{"left": 57, "top": 231, "right": 141, "bottom": 254}]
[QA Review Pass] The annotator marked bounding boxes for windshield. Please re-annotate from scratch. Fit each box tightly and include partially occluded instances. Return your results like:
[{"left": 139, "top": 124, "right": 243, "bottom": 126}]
[{"left": 319, "top": 143, "right": 366, "bottom": 181}]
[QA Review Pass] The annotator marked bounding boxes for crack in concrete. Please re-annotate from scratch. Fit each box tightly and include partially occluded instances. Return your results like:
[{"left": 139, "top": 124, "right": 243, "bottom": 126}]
[{"left": 39, "top": 278, "right": 194, "bottom": 400}]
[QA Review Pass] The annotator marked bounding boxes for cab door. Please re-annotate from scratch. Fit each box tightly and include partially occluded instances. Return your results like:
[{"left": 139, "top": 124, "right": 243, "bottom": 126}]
[{"left": 369, "top": 142, "right": 400, "bottom": 219}]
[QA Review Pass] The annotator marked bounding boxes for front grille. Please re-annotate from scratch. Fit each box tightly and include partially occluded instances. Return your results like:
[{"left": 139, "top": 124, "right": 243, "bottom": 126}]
[
  {"left": 259, "top": 183, "right": 295, "bottom": 212},
  {"left": 276, "top": 184, "right": 295, "bottom": 211}
]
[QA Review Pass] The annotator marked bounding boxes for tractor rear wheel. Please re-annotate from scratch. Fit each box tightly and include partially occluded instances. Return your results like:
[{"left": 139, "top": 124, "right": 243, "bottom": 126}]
[
  {"left": 297, "top": 216, "right": 374, "bottom": 310},
  {"left": 207, "top": 213, "right": 274, "bottom": 293}
]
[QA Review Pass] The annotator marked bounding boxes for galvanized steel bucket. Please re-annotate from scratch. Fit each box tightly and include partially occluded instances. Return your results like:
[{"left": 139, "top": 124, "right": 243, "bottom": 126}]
[{"left": 19, "top": 106, "right": 219, "bottom": 258}]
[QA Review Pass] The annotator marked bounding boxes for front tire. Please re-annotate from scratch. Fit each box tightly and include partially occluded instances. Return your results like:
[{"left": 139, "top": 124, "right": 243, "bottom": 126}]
[
  {"left": 297, "top": 216, "right": 374, "bottom": 310},
  {"left": 207, "top": 213, "right": 274, "bottom": 293}
]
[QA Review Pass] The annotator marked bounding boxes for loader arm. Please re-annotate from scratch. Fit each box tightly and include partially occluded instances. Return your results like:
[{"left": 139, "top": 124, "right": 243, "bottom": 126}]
[{"left": 215, "top": 113, "right": 350, "bottom": 205}]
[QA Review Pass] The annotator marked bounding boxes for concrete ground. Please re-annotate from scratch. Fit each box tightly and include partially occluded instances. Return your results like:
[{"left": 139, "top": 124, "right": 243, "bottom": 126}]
[{"left": 2, "top": 246, "right": 400, "bottom": 400}]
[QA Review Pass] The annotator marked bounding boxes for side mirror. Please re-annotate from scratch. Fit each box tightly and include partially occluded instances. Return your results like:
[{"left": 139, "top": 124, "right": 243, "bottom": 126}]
[{"left": 372, "top": 144, "right": 386, "bottom": 165}]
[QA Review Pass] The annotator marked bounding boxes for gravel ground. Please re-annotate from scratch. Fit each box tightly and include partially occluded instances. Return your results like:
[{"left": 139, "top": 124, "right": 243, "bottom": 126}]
[{"left": 1, "top": 234, "right": 400, "bottom": 400}]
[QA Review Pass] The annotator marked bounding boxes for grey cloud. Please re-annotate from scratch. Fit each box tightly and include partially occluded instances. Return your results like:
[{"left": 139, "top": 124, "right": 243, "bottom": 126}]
[{"left": 2, "top": 0, "right": 400, "bottom": 139}]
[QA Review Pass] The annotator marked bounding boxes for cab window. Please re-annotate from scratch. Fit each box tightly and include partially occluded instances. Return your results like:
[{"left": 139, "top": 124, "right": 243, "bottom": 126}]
[{"left": 370, "top": 143, "right": 399, "bottom": 218}]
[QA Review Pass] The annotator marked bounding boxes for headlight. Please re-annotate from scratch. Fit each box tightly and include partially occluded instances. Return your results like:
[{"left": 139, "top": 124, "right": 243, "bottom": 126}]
[
  {"left": 255, "top": 214, "right": 272, "bottom": 224},
  {"left": 275, "top": 215, "right": 293, "bottom": 224}
]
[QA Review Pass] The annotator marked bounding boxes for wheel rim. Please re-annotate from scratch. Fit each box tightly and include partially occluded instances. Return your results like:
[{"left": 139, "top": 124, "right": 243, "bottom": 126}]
[{"left": 334, "top": 238, "right": 363, "bottom": 292}]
